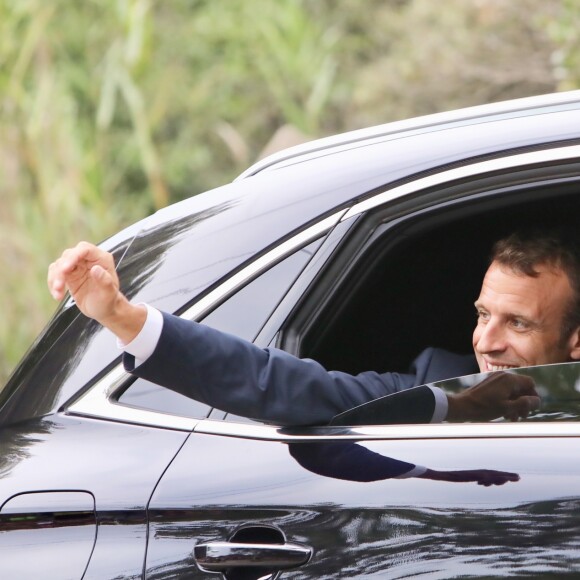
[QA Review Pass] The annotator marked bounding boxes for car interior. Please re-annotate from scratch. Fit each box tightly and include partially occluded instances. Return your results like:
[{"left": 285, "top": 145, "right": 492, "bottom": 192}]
[{"left": 289, "top": 176, "right": 580, "bottom": 377}]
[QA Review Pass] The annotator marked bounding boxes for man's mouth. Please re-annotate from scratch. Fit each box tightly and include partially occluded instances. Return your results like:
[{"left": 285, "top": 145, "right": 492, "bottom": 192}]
[{"left": 484, "top": 360, "right": 519, "bottom": 372}]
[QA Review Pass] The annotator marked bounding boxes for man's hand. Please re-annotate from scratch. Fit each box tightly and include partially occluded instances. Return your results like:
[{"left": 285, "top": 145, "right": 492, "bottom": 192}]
[
  {"left": 446, "top": 371, "right": 540, "bottom": 422},
  {"left": 48, "top": 242, "right": 120, "bottom": 320},
  {"left": 420, "top": 468, "right": 520, "bottom": 486},
  {"left": 48, "top": 242, "right": 146, "bottom": 343}
]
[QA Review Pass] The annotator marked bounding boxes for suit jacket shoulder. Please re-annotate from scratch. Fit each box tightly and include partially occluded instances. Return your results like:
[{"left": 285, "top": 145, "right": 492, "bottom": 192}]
[{"left": 409, "top": 347, "right": 479, "bottom": 385}]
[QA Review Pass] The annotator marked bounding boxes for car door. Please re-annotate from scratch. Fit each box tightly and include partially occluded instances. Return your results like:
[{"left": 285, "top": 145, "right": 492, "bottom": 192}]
[
  {"left": 44, "top": 138, "right": 580, "bottom": 578},
  {"left": 141, "top": 151, "right": 580, "bottom": 577},
  {"left": 144, "top": 362, "right": 580, "bottom": 579}
]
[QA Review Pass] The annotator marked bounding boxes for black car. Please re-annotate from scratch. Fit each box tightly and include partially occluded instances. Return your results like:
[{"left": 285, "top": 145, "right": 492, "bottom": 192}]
[{"left": 2, "top": 91, "right": 580, "bottom": 579}]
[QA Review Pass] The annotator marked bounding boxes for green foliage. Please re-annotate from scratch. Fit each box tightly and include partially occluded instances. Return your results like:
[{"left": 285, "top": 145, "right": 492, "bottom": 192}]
[
  {"left": 546, "top": 0, "right": 580, "bottom": 90},
  {"left": 0, "top": 0, "right": 579, "bottom": 384}
]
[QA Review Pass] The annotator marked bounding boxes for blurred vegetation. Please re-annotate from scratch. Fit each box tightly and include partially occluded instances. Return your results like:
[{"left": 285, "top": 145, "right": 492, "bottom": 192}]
[{"left": 0, "top": 0, "right": 579, "bottom": 384}]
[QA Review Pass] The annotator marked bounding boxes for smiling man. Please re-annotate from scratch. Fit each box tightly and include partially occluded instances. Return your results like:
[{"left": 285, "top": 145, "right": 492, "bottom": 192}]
[
  {"left": 474, "top": 231, "right": 580, "bottom": 373},
  {"left": 48, "top": 230, "right": 580, "bottom": 427}
]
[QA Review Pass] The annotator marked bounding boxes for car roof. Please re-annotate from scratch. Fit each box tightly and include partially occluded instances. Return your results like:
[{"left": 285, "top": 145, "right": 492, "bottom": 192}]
[
  {"left": 238, "top": 90, "right": 580, "bottom": 178},
  {"left": 102, "top": 90, "right": 580, "bottom": 257},
  {"left": 106, "top": 90, "right": 580, "bottom": 314}
]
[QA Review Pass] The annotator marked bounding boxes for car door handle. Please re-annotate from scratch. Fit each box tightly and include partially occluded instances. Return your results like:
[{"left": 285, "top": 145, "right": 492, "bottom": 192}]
[{"left": 194, "top": 541, "right": 312, "bottom": 572}]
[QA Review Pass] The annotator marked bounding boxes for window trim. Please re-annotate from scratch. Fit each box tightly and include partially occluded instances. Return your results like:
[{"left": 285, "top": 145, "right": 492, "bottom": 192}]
[
  {"left": 343, "top": 143, "right": 580, "bottom": 220},
  {"left": 193, "top": 418, "right": 580, "bottom": 441}
]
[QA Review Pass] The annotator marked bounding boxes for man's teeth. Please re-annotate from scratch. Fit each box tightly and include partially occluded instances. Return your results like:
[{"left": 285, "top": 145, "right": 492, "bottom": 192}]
[{"left": 488, "top": 364, "right": 515, "bottom": 371}]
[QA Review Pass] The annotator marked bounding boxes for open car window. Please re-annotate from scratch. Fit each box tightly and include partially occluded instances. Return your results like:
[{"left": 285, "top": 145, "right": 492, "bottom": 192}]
[
  {"left": 262, "top": 171, "right": 580, "bottom": 431},
  {"left": 289, "top": 181, "right": 580, "bottom": 376}
]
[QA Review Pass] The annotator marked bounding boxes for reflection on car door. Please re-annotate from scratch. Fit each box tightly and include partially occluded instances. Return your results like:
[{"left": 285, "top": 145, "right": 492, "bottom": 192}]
[{"left": 144, "top": 424, "right": 580, "bottom": 578}]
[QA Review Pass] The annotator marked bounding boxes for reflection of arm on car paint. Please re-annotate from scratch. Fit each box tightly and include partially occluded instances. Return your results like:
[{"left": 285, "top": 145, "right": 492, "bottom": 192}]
[{"left": 288, "top": 441, "right": 519, "bottom": 486}]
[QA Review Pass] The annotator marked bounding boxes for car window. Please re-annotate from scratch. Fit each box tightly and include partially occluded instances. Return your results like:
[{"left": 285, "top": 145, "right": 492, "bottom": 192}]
[
  {"left": 267, "top": 175, "right": 580, "bottom": 431},
  {"left": 330, "top": 361, "right": 580, "bottom": 426},
  {"left": 116, "top": 239, "right": 322, "bottom": 417},
  {"left": 284, "top": 177, "right": 580, "bottom": 378},
  {"left": 115, "top": 377, "right": 211, "bottom": 419}
]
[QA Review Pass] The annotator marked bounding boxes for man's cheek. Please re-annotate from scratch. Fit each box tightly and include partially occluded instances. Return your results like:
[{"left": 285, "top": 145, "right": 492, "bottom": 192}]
[{"left": 472, "top": 327, "right": 481, "bottom": 350}]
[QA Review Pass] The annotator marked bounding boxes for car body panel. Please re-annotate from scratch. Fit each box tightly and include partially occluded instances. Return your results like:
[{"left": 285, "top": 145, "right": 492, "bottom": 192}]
[
  {"left": 145, "top": 430, "right": 580, "bottom": 578},
  {"left": 0, "top": 415, "right": 190, "bottom": 579}
]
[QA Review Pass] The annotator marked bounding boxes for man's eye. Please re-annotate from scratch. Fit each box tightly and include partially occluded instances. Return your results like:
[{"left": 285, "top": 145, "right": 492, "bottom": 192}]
[
  {"left": 511, "top": 318, "right": 529, "bottom": 330},
  {"left": 476, "top": 310, "right": 489, "bottom": 321}
]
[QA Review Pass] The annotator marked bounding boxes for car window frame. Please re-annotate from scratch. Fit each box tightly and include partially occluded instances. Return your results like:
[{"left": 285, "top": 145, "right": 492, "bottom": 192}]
[{"left": 65, "top": 143, "right": 580, "bottom": 433}]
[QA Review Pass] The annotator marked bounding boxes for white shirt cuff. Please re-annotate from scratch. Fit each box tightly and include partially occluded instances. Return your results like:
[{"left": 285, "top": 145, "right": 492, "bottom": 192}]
[
  {"left": 117, "top": 304, "right": 163, "bottom": 366},
  {"left": 394, "top": 465, "right": 427, "bottom": 478},
  {"left": 428, "top": 386, "right": 448, "bottom": 423}
]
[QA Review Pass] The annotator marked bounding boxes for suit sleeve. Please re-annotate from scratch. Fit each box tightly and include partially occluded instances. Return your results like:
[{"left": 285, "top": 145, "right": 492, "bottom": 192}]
[
  {"left": 288, "top": 441, "right": 419, "bottom": 481},
  {"left": 123, "top": 312, "right": 429, "bottom": 426}
]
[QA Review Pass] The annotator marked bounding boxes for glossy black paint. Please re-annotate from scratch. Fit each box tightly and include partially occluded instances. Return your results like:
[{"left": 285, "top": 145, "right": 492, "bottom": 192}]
[
  {"left": 0, "top": 415, "right": 189, "bottom": 579},
  {"left": 0, "top": 491, "right": 96, "bottom": 579},
  {"left": 145, "top": 431, "right": 580, "bottom": 578}
]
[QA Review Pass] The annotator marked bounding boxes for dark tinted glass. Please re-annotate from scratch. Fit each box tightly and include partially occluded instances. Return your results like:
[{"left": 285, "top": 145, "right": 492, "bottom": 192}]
[
  {"left": 439, "top": 363, "right": 580, "bottom": 423},
  {"left": 116, "top": 377, "right": 211, "bottom": 419}
]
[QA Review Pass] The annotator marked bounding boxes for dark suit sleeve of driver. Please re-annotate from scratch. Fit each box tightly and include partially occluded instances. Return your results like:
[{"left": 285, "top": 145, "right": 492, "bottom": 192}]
[
  {"left": 289, "top": 441, "right": 417, "bottom": 481},
  {"left": 123, "top": 312, "right": 429, "bottom": 426}
]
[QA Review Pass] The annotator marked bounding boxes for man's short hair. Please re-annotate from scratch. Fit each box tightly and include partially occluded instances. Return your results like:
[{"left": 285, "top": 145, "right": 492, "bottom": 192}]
[{"left": 491, "top": 228, "right": 580, "bottom": 340}]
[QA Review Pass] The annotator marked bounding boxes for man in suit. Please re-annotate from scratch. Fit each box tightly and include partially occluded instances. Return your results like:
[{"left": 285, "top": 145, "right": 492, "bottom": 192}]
[{"left": 48, "top": 230, "right": 580, "bottom": 425}]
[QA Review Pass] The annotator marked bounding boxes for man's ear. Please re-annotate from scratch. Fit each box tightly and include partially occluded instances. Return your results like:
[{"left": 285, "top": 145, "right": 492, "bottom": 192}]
[{"left": 568, "top": 327, "right": 580, "bottom": 360}]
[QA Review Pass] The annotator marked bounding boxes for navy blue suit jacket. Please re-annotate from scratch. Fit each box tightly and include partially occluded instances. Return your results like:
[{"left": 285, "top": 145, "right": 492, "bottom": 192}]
[{"left": 124, "top": 312, "right": 478, "bottom": 426}]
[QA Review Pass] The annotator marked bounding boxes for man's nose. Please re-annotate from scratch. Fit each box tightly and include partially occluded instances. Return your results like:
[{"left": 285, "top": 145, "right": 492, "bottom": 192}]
[{"left": 475, "top": 320, "right": 508, "bottom": 353}]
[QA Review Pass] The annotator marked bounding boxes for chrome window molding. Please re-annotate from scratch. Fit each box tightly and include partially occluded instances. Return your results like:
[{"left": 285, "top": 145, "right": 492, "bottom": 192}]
[
  {"left": 66, "top": 211, "right": 346, "bottom": 430},
  {"left": 179, "top": 211, "right": 346, "bottom": 322},
  {"left": 194, "top": 418, "right": 580, "bottom": 442},
  {"left": 343, "top": 143, "right": 580, "bottom": 220}
]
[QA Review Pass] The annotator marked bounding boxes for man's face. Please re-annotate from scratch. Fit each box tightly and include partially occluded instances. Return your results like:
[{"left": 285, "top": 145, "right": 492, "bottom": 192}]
[{"left": 473, "top": 261, "right": 580, "bottom": 372}]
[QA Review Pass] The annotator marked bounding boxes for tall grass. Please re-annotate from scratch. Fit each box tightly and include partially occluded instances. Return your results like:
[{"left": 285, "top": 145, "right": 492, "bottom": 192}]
[{"left": 0, "top": 0, "right": 158, "bottom": 381}]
